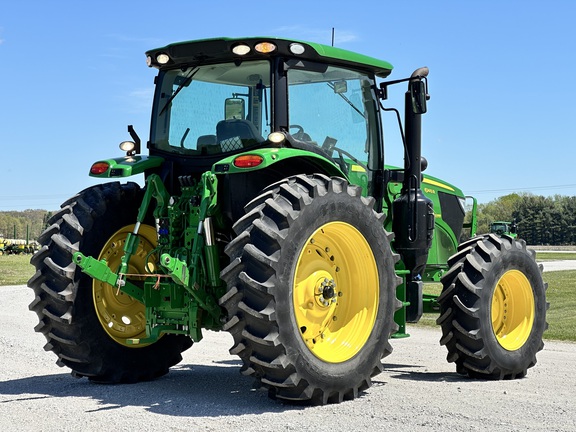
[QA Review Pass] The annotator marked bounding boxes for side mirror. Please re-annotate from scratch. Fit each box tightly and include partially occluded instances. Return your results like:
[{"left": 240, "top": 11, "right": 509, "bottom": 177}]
[
  {"left": 410, "top": 80, "right": 428, "bottom": 114},
  {"left": 333, "top": 80, "right": 348, "bottom": 94},
  {"left": 225, "top": 98, "right": 245, "bottom": 120}
]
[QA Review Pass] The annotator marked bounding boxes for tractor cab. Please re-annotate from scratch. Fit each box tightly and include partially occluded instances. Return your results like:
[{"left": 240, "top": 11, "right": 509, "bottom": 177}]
[{"left": 144, "top": 38, "right": 390, "bottom": 200}]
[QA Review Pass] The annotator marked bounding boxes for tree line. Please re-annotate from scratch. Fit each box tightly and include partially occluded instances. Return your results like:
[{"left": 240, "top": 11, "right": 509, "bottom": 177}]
[
  {"left": 0, "top": 210, "right": 52, "bottom": 242},
  {"left": 472, "top": 193, "right": 576, "bottom": 245}
]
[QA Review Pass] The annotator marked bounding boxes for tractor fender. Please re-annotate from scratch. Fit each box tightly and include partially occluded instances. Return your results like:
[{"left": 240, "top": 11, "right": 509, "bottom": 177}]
[
  {"left": 88, "top": 155, "right": 165, "bottom": 178},
  {"left": 211, "top": 147, "right": 346, "bottom": 178}
]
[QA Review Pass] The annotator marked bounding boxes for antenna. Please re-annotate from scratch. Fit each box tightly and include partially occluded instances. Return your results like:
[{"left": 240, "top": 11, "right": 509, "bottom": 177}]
[{"left": 331, "top": 28, "right": 335, "bottom": 46}]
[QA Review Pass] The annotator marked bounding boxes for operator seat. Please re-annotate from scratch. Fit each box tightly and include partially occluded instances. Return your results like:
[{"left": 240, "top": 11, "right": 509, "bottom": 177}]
[{"left": 216, "top": 119, "right": 265, "bottom": 152}]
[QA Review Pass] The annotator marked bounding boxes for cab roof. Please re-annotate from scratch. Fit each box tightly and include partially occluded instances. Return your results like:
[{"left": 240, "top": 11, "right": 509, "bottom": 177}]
[{"left": 146, "top": 37, "right": 393, "bottom": 78}]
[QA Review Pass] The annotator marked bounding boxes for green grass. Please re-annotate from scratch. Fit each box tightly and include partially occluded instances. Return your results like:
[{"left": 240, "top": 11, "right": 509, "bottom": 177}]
[
  {"left": 417, "top": 271, "right": 576, "bottom": 342},
  {"left": 542, "top": 270, "right": 576, "bottom": 341},
  {"left": 536, "top": 252, "right": 576, "bottom": 261},
  {"left": 0, "top": 254, "right": 34, "bottom": 286}
]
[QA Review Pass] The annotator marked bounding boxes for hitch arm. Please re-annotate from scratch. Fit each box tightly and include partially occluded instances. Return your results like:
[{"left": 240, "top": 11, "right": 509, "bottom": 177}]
[{"left": 73, "top": 252, "right": 144, "bottom": 302}]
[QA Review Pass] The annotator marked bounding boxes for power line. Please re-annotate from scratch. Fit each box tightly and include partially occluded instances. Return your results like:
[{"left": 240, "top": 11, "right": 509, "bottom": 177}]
[
  {"left": 468, "top": 184, "right": 576, "bottom": 195},
  {"left": 0, "top": 195, "right": 71, "bottom": 200}
]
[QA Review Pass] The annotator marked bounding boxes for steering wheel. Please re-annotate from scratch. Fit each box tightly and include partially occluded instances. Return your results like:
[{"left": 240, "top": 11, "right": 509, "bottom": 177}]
[
  {"left": 289, "top": 124, "right": 311, "bottom": 141},
  {"left": 332, "top": 146, "right": 369, "bottom": 172}
]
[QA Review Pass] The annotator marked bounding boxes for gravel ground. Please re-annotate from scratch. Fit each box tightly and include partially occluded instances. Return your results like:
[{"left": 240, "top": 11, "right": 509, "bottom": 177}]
[
  {"left": 541, "top": 259, "right": 576, "bottom": 272},
  {"left": 1, "top": 284, "right": 575, "bottom": 432}
]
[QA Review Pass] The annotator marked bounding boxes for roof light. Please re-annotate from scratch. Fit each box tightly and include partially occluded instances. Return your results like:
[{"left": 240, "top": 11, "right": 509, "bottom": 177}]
[
  {"left": 232, "top": 44, "right": 251, "bottom": 55},
  {"left": 268, "top": 132, "right": 286, "bottom": 144},
  {"left": 289, "top": 43, "right": 305, "bottom": 55},
  {"left": 119, "top": 140, "right": 137, "bottom": 156},
  {"left": 255, "top": 42, "right": 277, "bottom": 54},
  {"left": 146, "top": 56, "right": 153, "bottom": 67},
  {"left": 233, "top": 154, "right": 264, "bottom": 168},
  {"left": 156, "top": 53, "right": 170, "bottom": 64},
  {"left": 90, "top": 162, "right": 110, "bottom": 175}
]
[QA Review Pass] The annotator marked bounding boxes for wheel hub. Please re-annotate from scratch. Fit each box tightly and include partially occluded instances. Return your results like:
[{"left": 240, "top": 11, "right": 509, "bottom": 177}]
[{"left": 318, "top": 278, "right": 337, "bottom": 306}]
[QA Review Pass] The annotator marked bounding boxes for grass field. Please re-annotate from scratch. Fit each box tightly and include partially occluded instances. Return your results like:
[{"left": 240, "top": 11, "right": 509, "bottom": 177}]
[
  {"left": 0, "top": 254, "right": 33, "bottom": 286},
  {"left": 1, "top": 253, "right": 575, "bottom": 342},
  {"left": 535, "top": 252, "right": 576, "bottom": 261}
]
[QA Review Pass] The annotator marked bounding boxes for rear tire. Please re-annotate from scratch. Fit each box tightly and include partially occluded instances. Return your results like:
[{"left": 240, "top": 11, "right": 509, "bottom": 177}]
[
  {"left": 220, "top": 174, "right": 400, "bottom": 404},
  {"left": 28, "top": 182, "right": 192, "bottom": 383},
  {"left": 437, "top": 234, "right": 548, "bottom": 379}
]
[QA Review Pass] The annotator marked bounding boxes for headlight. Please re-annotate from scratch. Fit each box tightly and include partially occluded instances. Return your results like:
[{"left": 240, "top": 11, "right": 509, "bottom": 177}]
[{"left": 268, "top": 132, "right": 286, "bottom": 144}]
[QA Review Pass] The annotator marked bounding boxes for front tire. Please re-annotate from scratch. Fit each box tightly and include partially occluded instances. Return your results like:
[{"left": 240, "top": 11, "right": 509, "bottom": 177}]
[
  {"left": 28, "top": 182, "right": 192, "bottom": 383},
  {"left": 220, "top": 174, "right": 400, "bottom": 404},
  {"left": 437, "top": 234, "right": 548, "bottom": 379}
]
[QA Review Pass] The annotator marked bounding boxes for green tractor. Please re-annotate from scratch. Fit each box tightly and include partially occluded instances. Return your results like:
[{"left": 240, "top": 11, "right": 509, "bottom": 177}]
[
  {"left": 28, "top": 37, "right": 547, "bottom": 404},
  {"left": 490, "top": 220, "right": 518, "bottom": 238}
]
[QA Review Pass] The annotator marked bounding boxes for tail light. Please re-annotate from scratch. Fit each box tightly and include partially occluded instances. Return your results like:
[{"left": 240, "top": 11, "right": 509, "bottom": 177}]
[{"left": 233, "top": 155, "right": 264, "bottom": 168}]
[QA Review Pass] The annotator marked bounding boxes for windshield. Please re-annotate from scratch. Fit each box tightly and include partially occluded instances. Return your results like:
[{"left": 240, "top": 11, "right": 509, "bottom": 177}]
[
  {"left": 287, "top": 64, "right": 380, "bottom": 172},
  {"left": 491, "top": 223, "right": 508, "bottom": 233},
  {"left": 151, "top": 60, "right": 271, "bottom": 155}
]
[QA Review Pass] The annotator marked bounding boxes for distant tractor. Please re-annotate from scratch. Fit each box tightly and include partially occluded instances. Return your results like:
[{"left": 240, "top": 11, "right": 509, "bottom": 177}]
[
  {"left": 28, "top": 37, "right": 548, "bottom": 405},
  {"left": 490, "top": 220, "right": 518, "bottom": 238}
]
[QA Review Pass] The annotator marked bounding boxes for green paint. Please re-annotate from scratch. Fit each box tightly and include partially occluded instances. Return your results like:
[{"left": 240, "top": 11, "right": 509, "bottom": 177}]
[{"left": 89, "top": 155, "right": 164, "bottom": 178}]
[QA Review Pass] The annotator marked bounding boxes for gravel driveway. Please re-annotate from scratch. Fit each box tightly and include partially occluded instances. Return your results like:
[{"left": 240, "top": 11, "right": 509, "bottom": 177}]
[
  {"left": 541, "top": 260, "right": 576, "bottom": 272},
  {"left": 1, "top": 284, "right": 575, "bottom": 432}
]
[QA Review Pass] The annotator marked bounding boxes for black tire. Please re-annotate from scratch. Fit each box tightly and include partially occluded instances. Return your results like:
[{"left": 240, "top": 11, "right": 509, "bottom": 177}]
[
  {"left": 28, "top": 182, "right": 192, "bottom": 383},
  {"left": 219, "top": 174, "right": 400, "bottom": 404},
  {"left": 437, "top": 234, "right": 548, "bottom": 379}
]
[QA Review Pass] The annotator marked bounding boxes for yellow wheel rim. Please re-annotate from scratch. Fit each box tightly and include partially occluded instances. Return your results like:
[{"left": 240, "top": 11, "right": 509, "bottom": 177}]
[
  {"left": 491, "top": 269, "right": 535, "bottom": 351},
  {"left": 93, "top": 224, "right": 157, "bottom": 347},
  {"left": 293, "top": 221, "right": 379, "bottom": 363}
]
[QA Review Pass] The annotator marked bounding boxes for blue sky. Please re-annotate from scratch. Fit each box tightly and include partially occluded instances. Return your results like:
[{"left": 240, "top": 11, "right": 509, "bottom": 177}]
[{"left": 1, "top": 0, "right": 575, "bottom": 210}]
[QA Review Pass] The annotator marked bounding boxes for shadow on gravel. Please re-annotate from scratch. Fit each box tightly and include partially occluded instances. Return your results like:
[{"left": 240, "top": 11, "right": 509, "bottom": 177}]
[
  {"left": 0, "top": 362, "right": 299, "bottom": 417},
  {"left": 2, "top": 360, "right": 460, "bottom": 414},
  {"left": 382, "top": 363, "right": 472, "bottom": 383}
]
